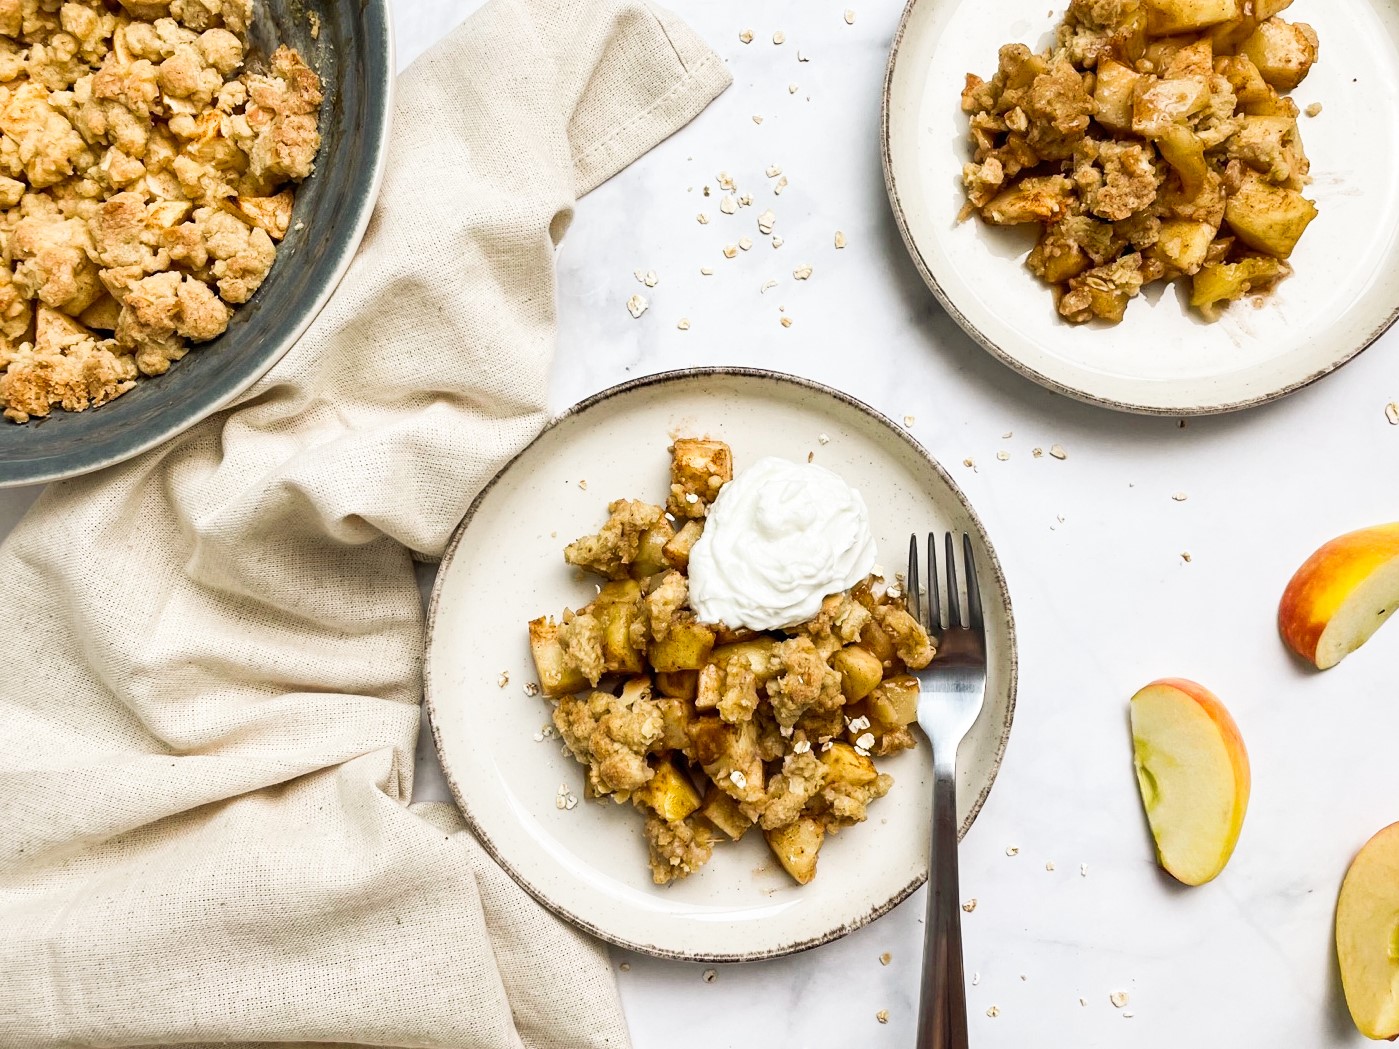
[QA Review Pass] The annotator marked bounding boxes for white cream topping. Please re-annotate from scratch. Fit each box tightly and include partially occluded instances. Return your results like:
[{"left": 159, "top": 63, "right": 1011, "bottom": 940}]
[{"left": 688, "top": 456, "right": 877, "bottom": 631}]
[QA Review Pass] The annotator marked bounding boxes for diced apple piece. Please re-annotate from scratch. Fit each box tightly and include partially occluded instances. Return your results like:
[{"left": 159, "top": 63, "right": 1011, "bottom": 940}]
[
  {"left": 1189, "top": 256, "right": 1285, "bottom": 314},
  {"left": 655, "top": 670, "right": 698, "bottom": 700},
  {"left": 700, "top": 783, "right": 754, "bottom": 841},
  {"left": 631, "top": 521, "right": 675, "bottom": 579},
  {"left": 1154, "top": 219, "right": 1217, "bottom": 275},
  {"left": 1132, "top": 77, "right": 1210, "bottom": 139},
  {"left": 1093, "top": 59, "right": 1142, "bottom": 134},
  {"left": 662, "top": 520, "right": 704, "bottom": 571},
  {"left": 1239, "top": 17, "right": 1318, "bottom": 91},
  {"left": 1144, "top": 0, "right": 1239, "bottom": 36},
  {"left": 982, "top": 176, "right": 1074, "bottom": 225},
  {"left": 594, "top": 579, "right": 646, "bottom": 674},
  {"left": 1028, "top": 232, "right": 1090, "bottom": 284},
  {"left": 869, "top": 675, "right": 921, "bottom": 729},
  {"left": 647, "top": 616, "right": 715, "bottom": 672},
  {"left": 765, "top": 817, "right": 825, "bottom": 885},
  {"left": 634, "top": 756, "right": 702, "bottom": 822},
  {"left": 1131, "top": 679, "right": 1250, "bottom": 886},
  {"left": 859, "top": 617, "right": 899, "bottom": 667},
  {"left": 1278, "top": 524, "right": 1399, "bottom": 670},
  {"left": 667, "top": 438, "right": 733, "bottom": 519},
  {"left": 1337, "top": 823, "right": 1399, "bottom": 1039},
  {"left": 709, "top": 638, "right": 779, "bottom": 683},
  {"left": 831, "top": 645, "right": 884, "bottom": 702},
  {"left": 1214, "top": 54, "right": 1272, "bottom": 109},
  {"left": 1162, "top": 38, "right": 1214, "bottom": 79},
  {"left": 1156, "top": 125, "right": 1207, "bottom": 197},
  {"left": 1224, "top": 173, "right": 1317, "bottom": 258},
  {"left": 819, "top": 741, "right": 879, "bottom": 787},
  {"left": 527, "top": 616, "right": 588, "bottom": 697}
]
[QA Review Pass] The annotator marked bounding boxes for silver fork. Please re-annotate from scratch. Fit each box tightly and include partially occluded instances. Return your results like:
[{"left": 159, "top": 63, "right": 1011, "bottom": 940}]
[{"left": 907, "top": 532, "right": 989, "bottom": 1049}]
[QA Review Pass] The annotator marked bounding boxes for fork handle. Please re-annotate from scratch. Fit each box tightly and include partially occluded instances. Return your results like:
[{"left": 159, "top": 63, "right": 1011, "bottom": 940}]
[{"left": 916, "top": 749, "right": 969, "bottom": 1049}]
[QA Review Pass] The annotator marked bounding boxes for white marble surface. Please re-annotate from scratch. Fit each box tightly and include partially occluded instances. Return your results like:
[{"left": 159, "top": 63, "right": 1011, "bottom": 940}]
[{"left": 10, "top": 1, "right": 1399, "bottom": 1045}]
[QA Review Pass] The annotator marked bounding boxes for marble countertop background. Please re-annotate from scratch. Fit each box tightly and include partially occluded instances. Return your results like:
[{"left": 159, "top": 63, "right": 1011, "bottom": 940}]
[{"left": 6, "top": 2, "right": 1397, "bottom": 1046}]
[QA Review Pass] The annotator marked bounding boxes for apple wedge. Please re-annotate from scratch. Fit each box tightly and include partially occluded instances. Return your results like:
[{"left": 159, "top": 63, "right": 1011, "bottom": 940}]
[
  {"left": 1279, "top": 524, "right": 1399, "bottom": 670},
  {"left": 1130, "top": 679, "right": 1250, "bottom": 886},
  {"left": 1338, "top": 823, "right": 1399, "bottom": 1039}
]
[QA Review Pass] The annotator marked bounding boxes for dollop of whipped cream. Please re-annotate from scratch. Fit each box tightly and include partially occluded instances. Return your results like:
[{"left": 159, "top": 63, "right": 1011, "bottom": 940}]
[{"left": 688, "top": 456, "right": 878, "bottom": 632}]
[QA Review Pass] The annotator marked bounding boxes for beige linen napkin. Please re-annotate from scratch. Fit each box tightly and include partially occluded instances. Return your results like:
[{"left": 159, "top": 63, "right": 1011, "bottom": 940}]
[{"left": 0, "top": 1, "right": 729, "bottom": 1045}]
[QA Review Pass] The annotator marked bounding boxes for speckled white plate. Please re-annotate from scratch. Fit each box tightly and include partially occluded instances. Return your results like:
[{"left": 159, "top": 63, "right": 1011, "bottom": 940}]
[
  {"left": 883, "top": 0, "right": 1399, "bottom": 415},
  {"left": 425, "top": 369, "right": 1017, "bottom": 962}
]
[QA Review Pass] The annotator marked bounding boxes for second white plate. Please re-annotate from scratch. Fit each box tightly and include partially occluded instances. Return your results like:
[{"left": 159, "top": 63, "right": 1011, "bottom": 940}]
[{"left": 883, "top": 0, "right": 1399, "bottom": 415}]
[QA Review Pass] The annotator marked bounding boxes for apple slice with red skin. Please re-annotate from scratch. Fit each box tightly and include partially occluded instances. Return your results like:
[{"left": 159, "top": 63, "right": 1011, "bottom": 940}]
[
  {"left": 1130, "top": 679, "right": 1250, "bottom": 887},
  {"left": 1338, "top": 823, "right": 1399, "bottom": 1041},
  {"left": 1279, "top": 524, "right": 1399, "bottom": 670}
]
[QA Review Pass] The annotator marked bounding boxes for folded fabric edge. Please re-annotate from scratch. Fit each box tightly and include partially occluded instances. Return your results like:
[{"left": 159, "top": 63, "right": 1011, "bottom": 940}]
[{"left": 573, "top": 47, "right": 732, "bottom": 197}]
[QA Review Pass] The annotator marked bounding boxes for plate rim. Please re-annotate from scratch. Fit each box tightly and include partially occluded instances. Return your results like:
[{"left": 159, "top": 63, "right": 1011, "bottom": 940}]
[
  {"left": 423, "top": 366, "right": 1020, "bottom": 963},
  {"left": 880, "top": 0, "right": 1399, "bottom": 417}
]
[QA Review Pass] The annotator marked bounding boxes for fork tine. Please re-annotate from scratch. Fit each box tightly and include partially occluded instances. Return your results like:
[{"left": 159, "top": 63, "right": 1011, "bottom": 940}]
[
  {"left": 962, "top": 533, "right": 984, "bottom": 633},
  {"left": 907, "top": 534, "right": 923, "bottom": 629},
  {"left": 927, "top": 532, "right": 941, "bottom": 634},
  {"left": 944, "top": 532, "right": 961, "bottom": 629}
]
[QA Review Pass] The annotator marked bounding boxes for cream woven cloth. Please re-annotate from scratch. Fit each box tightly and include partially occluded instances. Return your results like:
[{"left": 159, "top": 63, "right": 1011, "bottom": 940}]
[{"left": 0, "top": 1, "right": 729, "bottom": 1045}]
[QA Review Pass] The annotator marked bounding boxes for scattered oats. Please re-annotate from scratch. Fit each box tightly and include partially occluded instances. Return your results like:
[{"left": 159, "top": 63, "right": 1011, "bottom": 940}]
[
  {"left": 1005, "top": 845, "right": 1019, "bottom": 856},
  {"left": 876, "top": 1010, "right": 889, "bottom": 1025},
  {"left": 685, "top": 493, "right": 699, "bottom": 504},
  {"left": 793, "top": 263, "right": 813, "bottom": 280},
  {"left": 779, "top": 724, "right": 794, "bottom": 738},
  {"left": 677, "top": 318, "right": 691, "bottom": 331},
  {"left": 963, "top": 457, "right": 976, "bottom": 469},
  {"left": 720, "top": 194, "right": 737, "bottom": 215},
  {"left": 780, "top": 315, "right": 793, "bottom": 328},
  {"left": 903, "top": 415, "right": 915, "bottom": 429},
  {"left": 872, "top": 563, "right": 884, "bottom": 577},
  {"left": 1002, "top": 430, "right": 1013, "bottom": 439},
  {"left": 1032, "top": 447, "right": 1044, "bottom": 458},
  {"left": 700, "top": 265, "right": 714, "bottom": 275},
  {"left": 807, "top": 451, "right": 814, "bottom": 463},
  {"left": 697, "top": 213, "right": 709, "bottom": 225},
  {"left": 1080, "top": 998, "right": 1087, "bottom": 1007},
  {"left": 633, "top": 268, "right": 645, "bottom": 282},
  {"left": 766, "top": 164, "right": 783, "bottom": 178},
  {"left": 847, "top": 715, "right": 871, "bottom": 732},
  {"left": 772, "top": 30, "right": 785, "bottom": 44},
  {"left": 524, "top": 682, "right": 540, "bottom": 697},
  {"left": 532, "top": 729, "right": 544, "bottom": 742},
  {"left": 717, "top": 171, "right": 736, "bottom": 191},
  {"left": 1305, "top": 101, "right": 1322, "bottom": 117},
  {"left": 880, "top": 952, "right": 892, "bottom": 966},
  {"left": 834, "top": 230, "right": 846, "bottom": 249},
  {"left": 758, "top": 209, "right": 777, "bottom": 234},
  {"left": 996, "top": 450, "right": 1010, "bottom": 462},
  {"left": 578, "top": 479, "right": 588, "bottom": 490},
  {"left": 962, "top": 898, "right": 977, "bottom": 913},
  {"left": 565, "top": 794, "right": 578, "bottom": 810},
  {"left": 771, "top": 234, "right": 784, "bottom": 248},
  {"left": 1020, "top": 975, "right": 1027, "bottom": 982},
  {"left": 887, "top": 585, "right": 902, "bottom": 599},
  {"left": 1123, "top": 1012, "right": 1135, "bottom": 1019},
  {"left": 1049, "top": 443, "right": 1068, "bottom": 460},
  {"left": 844, "top": 8, "right": 856, "bottom": 23},
  {"left": 1080, "top": 862, "right": 1088, "bottom": 877},
  {"left": 703, "top": 968, "right": 718, "bottom": 983},
  {"left": 739, "top": 28, "right": 753, "bottom": 43},
  {"left": 1387, "top": 402, "right": 1399, "bottom": 425},
  {"left": 793, "top": 739, "right": 811, "bottom": 754},
  {"left": 818, "top": 432, "right": 830, "bottom": 444},
  {"left": 1045, "top": 860, "right": 1055, "bottom": 871},
  {"left": 729, "top": 770, "right": 748, "bottom": 789},
  {"left": 293, "top": 220, "right": 305, "bottom": 231},
  {"left": 761, "top": 279, "right": 779, "bottom": 294},
  {"left": 1181, "top": 551, "right": 1192, "bottom": 563},
  {"left": 739, "top": 236, "right": 754, "bottom": 251},
  {"left": 855, "top": 731, "right": 875, "bottom": 753},
  {"left": 1172, "top": 491, "right": 1189, "bottom": 502},
  {"left": 702, "top": 185, "right": 711, "bottom": 196},
  {"left": 752, "top": 114, "right": 764, "bottom": 125},
  {"left": 626, "top": 294, "right": 648, "bottom": 318},
  {"left": 497, "top": 670, "right": 510, "bottom": 687},
  {"left": 1110, "top": 992, "right": 1130, "bottom": 1009},
  {"left": 775, "top": 176, "right": 789, "bottom": 194},
  {"left": 723, "top": 244, "right": 738, "bottom": 259},
  {"left": 986, "top": 1006, "right": 1000, "bottom": 1018},
  {"left": 619, "top": 962, "right": 631, "bottom": 972},
  {"left": 739, "top": 193, "right": 753, "bottom": 207},
  {"left": 820, "top": 740, "right": 834, "bottom": 752},
  {"left": 797, "top": 49, "right": 810, "bottom": 62},
  {"left": 972, "top": 972, "right": 980, "bottom": 986},
  {"left": 789, "top": 82, "right": 799, "bottom": 93}
]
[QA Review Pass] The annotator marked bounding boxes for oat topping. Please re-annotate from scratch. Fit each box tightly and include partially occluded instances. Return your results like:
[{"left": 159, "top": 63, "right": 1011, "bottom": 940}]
[
  {"left": 1172, "top": 491, "right": 1189, "bottom": 502},
  {"left": 757, "top": 209, "right": 776, "bottom": 234},
  {"left": 739, "top": 28, "right": 753, "bottom": 44},
  {"left": 1049, "top": 443, "right": 1068, "bottom": 460},
  {"left": 772, "top": 30, "right": 785, "bottom": 44},
  {"left": 751, "top": 114, "right": 764, "bottom": 125},
  {"left": 720, "top": 194, "right": 737, "bottom": 215},
  {"left": 1305, "top": 101, "right": 1322, "bottom": 117},
  {"left": 875, "top": 1010, "right": 888, "bottom": 1024},
  {"left": 997, "top": 450, "right": 1010, "bottom": 461},
  {"left": 497, "top": 670, "right": 510, "bottom": 688},
  {"left": 739, "top": 236, "right": 753, "bottom": 251},
  {"left": 771, "top": 235, "right": 784, "bottom": 248},
  {"left": 779, "top": 315, "right": 792, "bottom": 328},
  {"left": 986, "top": 1006, "right": 1000, "bottom": 1018},
  {"left": 793, "top": 263, "right": 813, "bottom": 280},
  {"left": 834, "top": 230, "right": 847, "bottom": 248},
  {"left": 774, "top": 176, "right": 789, "bottom": 195},
  {"left": 677, "top": 318, "right": 691, "bottom": 331},
  {"left": 1386, "top": 402, "right": 1399, "bottom": 426},
  {"left": 903, "top": 415, "right": 915, "bottom": 428},
  {"left": 766, "top": 164, "right": 782, "bottom": 178},
  {"left": 880, "top": 952, "right": 892, "bottom": 966},
  {"left": 760, "top": 279, "right": 778, "bottom": 294},
  {"left": 723, "top": 244, "right": 738, "bottom": 259},
  {"left": 962, "top": 898, "right": 977, "bottom": 912},
  {"left": 1006, "top": 845, "right": 1020, "bottom": 856},
  {"left": 626, "top": 294, "right": 648, "bottom": 318},
  {"left": 844, "top": 9, "right": 856, "bottom": 24},
  {"left": 1110, "top": 991, "right": 1130, "bottom": 1009},
  {"left": 697, "top": 213, "right": 709, "bottom": 224}
]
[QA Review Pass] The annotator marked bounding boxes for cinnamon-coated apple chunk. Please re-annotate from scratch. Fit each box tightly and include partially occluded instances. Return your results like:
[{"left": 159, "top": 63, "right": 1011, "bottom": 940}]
[
  {"left": 1130, "top": 679, "right": 1250, "bottom": 886},
  {"left": 1279, "top": 524, "right": 1399, "bottom": 670},
  {"left": 1337, "top": 823, "right": 1399, "bottom": 1040}
]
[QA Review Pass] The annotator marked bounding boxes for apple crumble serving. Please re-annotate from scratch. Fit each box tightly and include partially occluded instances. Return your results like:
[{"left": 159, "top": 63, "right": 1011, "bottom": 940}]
[
  {"left": 528, "top": 439, "right": 937, "bottom": 886},
  {"left": 960, "top": 0, "right": 1320, "bottom": 324},
  {"left": 0, "top": 0, "right": 322, "bottom": 424}
]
